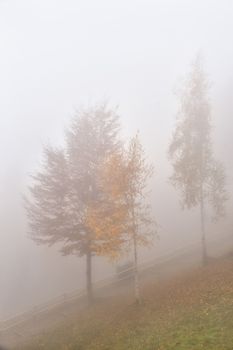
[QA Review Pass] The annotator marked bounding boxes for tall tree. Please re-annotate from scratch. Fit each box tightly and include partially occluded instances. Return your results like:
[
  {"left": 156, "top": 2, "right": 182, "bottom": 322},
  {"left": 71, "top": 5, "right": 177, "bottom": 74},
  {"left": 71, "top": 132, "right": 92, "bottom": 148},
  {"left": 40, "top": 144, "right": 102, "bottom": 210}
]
[
  {"left": 25, "top": 104, "right": 121, "bottom": 304},
  {"left": 168, "top": 56, "right": 228, "bottom": 265},
  {"left": 126, "top": 134, "right": 155, "bottom": 303},
  {"left": 65, "top": 105, "right": 121, "bottom": 302},
  {"left": 95, "top": 134, "right": 156, "bottom": 303}
]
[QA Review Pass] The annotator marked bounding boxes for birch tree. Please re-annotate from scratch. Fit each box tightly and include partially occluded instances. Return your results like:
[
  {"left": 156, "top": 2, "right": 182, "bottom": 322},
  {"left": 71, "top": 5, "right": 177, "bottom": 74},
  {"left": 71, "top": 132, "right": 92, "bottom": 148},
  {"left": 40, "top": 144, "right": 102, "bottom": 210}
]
[
  {"left": 96, "top": 134, "right": 156, "bottom": 303},
  {"left": 169, "top": 56, "right": 228, "bottom": 265},
  {"left": 128, "top": 135, "right": 157, "bottom": 303}
]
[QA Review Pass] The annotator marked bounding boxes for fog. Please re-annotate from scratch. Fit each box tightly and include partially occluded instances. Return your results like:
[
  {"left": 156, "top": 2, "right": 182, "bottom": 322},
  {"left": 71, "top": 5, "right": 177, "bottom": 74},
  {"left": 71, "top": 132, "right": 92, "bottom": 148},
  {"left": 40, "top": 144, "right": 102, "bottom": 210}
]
[{"left": 0, "top": 0, "right": 233, "bottom": 320}]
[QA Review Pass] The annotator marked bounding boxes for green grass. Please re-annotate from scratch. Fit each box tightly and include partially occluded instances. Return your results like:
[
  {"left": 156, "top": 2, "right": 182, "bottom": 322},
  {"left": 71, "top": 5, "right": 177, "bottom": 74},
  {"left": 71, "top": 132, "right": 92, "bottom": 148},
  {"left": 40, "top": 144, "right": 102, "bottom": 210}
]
[{"left": 17, "top": 256, "right": 233, "bottom": 350}]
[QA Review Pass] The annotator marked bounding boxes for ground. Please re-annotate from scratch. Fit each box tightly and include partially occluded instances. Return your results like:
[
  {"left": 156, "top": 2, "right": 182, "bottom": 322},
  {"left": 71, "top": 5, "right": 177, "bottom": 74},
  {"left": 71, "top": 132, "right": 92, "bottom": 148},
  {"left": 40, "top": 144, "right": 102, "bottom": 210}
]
[{"left": 16, "top": 253, "right": 233, "bottom": 350}]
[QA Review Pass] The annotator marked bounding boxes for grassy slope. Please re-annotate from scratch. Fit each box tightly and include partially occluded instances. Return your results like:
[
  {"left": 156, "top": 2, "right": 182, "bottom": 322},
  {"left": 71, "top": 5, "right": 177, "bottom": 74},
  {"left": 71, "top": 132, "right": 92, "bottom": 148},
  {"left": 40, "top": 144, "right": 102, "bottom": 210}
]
[{"left": 18, "top": 255, "right": 233, "bottom": 350}]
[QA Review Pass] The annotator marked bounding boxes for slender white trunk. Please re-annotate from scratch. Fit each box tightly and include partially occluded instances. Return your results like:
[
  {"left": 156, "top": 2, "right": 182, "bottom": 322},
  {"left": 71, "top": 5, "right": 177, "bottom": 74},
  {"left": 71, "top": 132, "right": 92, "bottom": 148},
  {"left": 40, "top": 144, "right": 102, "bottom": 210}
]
[
  {"left": 133, "top": 231, "right": 140, "bottom": 304},
  {"left": 131, "top": 200, "right": 140, "bottom": 304},
  {"left": 200, "top": 185, "right": 207, "bottom": 266}
]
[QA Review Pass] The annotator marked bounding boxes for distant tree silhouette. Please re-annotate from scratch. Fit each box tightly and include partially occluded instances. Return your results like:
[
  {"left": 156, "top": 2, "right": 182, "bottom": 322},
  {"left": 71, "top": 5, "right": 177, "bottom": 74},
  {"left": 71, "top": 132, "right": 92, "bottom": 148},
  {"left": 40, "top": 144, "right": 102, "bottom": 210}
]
[
  {"left": 169, "top": 56, "right": 228, "bottom": 265},
  {"left": 25, "top": 104, "right": 121, "bottom": 304}
]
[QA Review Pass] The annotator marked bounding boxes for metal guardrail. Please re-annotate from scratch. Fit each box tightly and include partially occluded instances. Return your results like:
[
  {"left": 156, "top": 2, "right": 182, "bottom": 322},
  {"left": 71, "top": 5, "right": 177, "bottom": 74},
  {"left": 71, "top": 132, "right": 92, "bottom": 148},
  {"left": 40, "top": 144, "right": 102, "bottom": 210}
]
[{"left": 0, "top": 235, "right": 231, "bottom": 333}]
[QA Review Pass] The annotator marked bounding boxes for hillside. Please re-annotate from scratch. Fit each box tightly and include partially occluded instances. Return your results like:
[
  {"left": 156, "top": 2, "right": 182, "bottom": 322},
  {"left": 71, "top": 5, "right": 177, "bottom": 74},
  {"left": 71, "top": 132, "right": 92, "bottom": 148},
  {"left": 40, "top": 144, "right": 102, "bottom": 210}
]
[{"left": 16, "top": 253, "right": 233, "bottom": 350}]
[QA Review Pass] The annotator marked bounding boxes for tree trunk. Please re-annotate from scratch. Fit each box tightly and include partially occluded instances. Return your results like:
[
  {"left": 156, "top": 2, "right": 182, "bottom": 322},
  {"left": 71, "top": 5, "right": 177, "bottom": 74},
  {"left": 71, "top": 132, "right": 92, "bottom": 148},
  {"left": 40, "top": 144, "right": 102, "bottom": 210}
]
[
  {"left": 200, "top": 187, "right": 208, "bottom": 266},
  {"left": 133, "top": 232, "right": 140, "bottom": 304},
  {"left": 86, "top": 250, "right": 93, "bottom": 305}
]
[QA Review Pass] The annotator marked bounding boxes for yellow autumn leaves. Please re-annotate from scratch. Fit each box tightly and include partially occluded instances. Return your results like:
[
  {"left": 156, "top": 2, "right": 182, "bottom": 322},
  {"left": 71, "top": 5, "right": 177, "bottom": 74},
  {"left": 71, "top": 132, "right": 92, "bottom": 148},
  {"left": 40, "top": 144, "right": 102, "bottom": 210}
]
[{"left": 86, "top": 133, "right": 156, "bottom": 261}]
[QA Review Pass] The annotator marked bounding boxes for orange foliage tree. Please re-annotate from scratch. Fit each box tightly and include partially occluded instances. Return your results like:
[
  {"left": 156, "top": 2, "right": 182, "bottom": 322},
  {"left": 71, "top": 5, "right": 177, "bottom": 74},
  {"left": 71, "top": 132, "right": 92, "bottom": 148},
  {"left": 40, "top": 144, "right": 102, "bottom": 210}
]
[{"left": 88, "top": 133, "right": 156, "bottom": 303}]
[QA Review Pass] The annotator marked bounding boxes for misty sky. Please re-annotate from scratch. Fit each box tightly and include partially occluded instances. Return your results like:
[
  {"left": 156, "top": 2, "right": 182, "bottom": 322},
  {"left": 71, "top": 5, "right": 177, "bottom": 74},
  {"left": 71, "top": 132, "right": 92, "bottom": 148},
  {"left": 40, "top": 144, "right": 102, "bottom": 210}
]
[{"left": 1, "top": 0, "right": 233, "bottom": 318}]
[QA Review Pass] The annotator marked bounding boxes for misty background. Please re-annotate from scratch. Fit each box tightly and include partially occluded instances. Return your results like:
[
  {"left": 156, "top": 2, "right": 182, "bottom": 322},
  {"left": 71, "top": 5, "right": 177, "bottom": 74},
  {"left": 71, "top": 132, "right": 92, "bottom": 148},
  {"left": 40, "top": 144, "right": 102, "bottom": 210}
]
[{"left": 0, "top": 0, "right": 233, "bottom": 319}]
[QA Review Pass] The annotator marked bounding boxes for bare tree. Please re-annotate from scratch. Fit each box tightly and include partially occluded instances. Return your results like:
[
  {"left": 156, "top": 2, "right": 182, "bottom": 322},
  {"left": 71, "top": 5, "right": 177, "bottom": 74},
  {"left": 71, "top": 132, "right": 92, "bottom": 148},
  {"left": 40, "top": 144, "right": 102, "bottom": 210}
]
[{"left": 169, "top": 56, "right": 228, "bottom": 265}]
